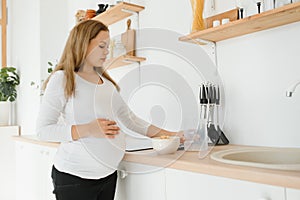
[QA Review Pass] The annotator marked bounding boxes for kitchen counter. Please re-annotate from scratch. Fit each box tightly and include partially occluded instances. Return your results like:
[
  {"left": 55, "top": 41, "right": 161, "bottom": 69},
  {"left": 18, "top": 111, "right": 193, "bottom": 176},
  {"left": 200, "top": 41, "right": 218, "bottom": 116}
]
[
  {"left": 12, "top": 135, "right": 300, "bottom": 190},
  {"left": 13, "top": 135, "right": 60, "bottom": 147}
]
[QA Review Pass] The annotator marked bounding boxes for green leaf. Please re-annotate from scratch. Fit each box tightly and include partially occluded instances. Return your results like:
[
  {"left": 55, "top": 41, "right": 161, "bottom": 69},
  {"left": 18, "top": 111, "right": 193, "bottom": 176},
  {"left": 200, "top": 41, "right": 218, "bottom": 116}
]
[
  {"left": 0, "top": 67, "right": 20, "bottom": 102},
  {"left": 48, "top": 67, "right": 53, "bottom": 73}
]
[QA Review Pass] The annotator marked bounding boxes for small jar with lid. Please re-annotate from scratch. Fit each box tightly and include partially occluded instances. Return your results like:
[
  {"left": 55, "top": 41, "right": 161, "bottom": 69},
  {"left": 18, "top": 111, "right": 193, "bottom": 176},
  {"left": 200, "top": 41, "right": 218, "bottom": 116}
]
[
  {"left": 275, "top": 0, "right": 291, "bottom": 7},
  {"left": 113, "top": 41, "right": 126, "bottom": 58}
]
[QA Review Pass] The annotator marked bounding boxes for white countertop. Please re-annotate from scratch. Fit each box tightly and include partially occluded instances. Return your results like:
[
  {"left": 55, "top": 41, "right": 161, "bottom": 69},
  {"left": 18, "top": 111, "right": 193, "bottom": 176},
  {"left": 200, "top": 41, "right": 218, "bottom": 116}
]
[{"left": 13, "top": 135, "right": 300, "bottom": 190}]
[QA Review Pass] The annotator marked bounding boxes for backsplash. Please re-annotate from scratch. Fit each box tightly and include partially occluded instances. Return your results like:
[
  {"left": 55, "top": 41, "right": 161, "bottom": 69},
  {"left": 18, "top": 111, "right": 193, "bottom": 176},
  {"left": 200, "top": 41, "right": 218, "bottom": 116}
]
[{"left": 217, "top": 23, "right": 300, "bottom": 147}]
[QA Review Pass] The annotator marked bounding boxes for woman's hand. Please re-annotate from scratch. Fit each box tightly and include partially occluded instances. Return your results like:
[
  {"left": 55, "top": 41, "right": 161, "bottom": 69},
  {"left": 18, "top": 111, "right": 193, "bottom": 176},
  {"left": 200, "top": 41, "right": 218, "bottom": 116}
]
[
  {"left": 71, "top": 118, "right": 120, "bottom": 140},
  {"left": 146, "top": 125, "right": 185, "bottom": 143},
  {"left": 88, "top": 118, "right": 120, "bottom": 139}
]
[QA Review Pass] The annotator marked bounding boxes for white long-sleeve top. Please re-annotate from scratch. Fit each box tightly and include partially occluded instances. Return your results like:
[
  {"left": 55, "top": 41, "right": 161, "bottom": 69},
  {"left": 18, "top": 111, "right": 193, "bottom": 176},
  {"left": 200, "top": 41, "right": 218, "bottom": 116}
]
[{"left": 36, "top": 70, "right": 150, "bottom": 179}]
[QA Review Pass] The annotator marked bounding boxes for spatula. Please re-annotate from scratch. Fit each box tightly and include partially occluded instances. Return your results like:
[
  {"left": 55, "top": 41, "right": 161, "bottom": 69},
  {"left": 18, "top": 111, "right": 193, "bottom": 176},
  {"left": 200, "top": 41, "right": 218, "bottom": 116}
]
[{"left": 215, "top": 86, "right": 229, "bottom": 145}]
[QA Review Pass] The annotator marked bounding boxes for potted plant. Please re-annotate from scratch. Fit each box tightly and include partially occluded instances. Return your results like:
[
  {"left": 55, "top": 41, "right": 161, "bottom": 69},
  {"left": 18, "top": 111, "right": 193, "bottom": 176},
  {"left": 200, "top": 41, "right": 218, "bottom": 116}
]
[{"left": 0, "top": 67, "right": 20, "bottom": 125}]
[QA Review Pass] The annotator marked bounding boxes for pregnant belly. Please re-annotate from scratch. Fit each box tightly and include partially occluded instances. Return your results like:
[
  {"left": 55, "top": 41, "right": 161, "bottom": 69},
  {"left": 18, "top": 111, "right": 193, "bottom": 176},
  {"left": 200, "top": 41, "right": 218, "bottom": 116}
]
[{"left": 70, "top": 134, "right": 125, "bottom": 169}]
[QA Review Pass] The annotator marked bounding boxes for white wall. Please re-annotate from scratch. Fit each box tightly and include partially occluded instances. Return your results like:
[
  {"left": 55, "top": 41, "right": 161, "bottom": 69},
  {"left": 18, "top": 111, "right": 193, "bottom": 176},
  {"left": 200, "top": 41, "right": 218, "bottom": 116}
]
[
  {"left": 9, "top": 0, "right": 69, "bottom": 134},
  {"left": 213, "top": 0, "right": 300, "bottom": 147},
  {"left": 10, "top": 0, "right": 41, "bottom": 134},
  {"left": 40, "top": 0, "right": 68, "bottom": 80},
  {"left": 217, "top": 23, "right": 300, "bottom": 147},
  {"left": 109, "top": 0, "right": 300, "bottom": 147},
  {"left": 9, "top": 0, "right": 300, "bottom": 147}
]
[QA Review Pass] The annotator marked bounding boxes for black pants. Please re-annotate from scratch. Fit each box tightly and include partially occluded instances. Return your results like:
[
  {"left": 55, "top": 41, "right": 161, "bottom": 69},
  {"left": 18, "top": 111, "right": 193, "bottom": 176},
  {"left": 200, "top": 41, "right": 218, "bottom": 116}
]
[{"left": 51, "top": 166, "right": 117, "bottom": 200}]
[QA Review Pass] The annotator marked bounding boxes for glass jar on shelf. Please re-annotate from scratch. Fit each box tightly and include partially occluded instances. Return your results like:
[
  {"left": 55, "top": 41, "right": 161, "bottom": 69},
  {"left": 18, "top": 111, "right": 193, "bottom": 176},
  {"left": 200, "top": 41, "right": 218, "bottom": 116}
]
[
  {"left": 275, "top": 0, "right": 292, "bottom": 7},
  {"left": 113, "top": 40, "right": 126, "bottom": 58}
]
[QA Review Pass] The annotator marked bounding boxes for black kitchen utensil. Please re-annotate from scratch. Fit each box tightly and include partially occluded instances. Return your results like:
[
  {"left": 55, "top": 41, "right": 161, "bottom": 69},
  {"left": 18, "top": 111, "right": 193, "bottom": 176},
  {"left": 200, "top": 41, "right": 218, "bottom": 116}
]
[
  {"left": 96, "top": 4, "right": 109, "bottom": 15},
  {"left": 215, "top": 86, "right": 229, "bottom": 145},
  {"left": 207, "top": 84, "right": 220, "bottom": 145},
  {"left": 200, "top": 84, "right": 208, "bottom": 104}
]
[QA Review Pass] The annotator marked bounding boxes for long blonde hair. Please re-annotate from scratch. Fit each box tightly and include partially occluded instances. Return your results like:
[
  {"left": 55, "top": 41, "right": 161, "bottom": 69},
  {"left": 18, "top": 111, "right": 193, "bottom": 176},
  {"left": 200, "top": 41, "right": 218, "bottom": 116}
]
[{"left": 43, "top": 20, "right": 119, "bottom": 98}]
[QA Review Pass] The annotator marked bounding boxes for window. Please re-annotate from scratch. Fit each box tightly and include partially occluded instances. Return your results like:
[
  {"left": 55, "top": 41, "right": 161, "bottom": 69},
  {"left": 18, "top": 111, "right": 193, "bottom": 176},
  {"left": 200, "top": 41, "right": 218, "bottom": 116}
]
[{"left": 0, "top": 0, "right": 6, "bottom": 67}]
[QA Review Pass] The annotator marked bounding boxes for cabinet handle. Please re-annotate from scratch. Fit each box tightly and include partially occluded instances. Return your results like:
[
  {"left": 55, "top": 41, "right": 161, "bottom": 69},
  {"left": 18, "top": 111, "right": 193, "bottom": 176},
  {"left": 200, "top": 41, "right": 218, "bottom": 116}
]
[{"left": 118, "top": 170, "right": 128, "bottom": 179}]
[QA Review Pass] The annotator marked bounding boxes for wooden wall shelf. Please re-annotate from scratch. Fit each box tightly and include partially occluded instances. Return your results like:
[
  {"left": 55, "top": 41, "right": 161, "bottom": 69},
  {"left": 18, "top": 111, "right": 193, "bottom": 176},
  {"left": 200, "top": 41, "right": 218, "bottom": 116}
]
[
  {"left": 93, "top": 2, "right": 145, "bottom": 26},
  {"left": 104, "top": 55, "right": 146, "bottom": 70},
  {"left": 93, "top": 2, "right": 146, "bottom": 69},
  {"left": 179, "top": 2, "right": 300, "bottom": 44}
]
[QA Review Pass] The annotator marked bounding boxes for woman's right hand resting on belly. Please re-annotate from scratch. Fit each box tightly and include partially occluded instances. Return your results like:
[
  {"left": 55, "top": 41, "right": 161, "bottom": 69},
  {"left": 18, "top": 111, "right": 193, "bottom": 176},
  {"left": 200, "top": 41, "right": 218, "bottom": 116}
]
[{"left": 71, "top": 119, "right": 120, "bottom": 140}]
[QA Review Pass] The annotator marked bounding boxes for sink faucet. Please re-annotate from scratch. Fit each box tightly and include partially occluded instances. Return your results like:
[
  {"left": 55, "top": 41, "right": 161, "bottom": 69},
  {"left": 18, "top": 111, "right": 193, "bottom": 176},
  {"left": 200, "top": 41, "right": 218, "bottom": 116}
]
[{"left": 286, "top": 80, "right": 300, "bottom": 97}]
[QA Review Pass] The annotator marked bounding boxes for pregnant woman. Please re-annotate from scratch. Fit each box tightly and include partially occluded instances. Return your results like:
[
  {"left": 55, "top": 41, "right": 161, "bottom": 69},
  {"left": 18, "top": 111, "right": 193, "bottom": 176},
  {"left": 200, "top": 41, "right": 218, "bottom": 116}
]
[{"left": 36, "top": 20, "right": 183, "bottom": 200}]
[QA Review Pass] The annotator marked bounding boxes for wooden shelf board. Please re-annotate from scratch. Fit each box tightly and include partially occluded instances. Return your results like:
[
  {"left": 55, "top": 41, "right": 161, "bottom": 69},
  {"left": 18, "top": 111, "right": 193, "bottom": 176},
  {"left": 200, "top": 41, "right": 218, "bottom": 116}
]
[
  {"left": 92, "top": 2, "right": 144, "bottom": 26},
  {"left": 105, "top": 55, "right": 146, "bottom": 70},
  {"left": 179, "top": 2, "right": 300, "bottom": 43}
]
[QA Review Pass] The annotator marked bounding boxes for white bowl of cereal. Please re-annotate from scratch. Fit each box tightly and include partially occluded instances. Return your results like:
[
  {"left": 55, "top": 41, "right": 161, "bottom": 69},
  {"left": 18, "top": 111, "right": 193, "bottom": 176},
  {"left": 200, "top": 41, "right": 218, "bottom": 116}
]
[{"left": 151, "top": 135, "right": 180, "bottom": 154}]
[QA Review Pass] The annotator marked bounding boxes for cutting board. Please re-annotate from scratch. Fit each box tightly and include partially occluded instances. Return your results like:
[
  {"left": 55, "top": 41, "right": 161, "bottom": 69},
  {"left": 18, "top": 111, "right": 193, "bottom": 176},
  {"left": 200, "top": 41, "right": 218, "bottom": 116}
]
[{"left": 121, "top": 19, "right": 136, "bottom": 56}]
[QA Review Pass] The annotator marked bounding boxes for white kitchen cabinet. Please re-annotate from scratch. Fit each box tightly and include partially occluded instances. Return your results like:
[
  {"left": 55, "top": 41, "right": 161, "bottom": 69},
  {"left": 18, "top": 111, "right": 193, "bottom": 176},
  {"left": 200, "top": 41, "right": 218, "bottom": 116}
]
[
  {"left": 42, "top": 145, "right": 57, "bottom": 200},
  {"left": 165, "top": 168, "right": 285, "bottom": 200},
  {"left": 115, "top": 161, "right": 166, "bottom": 200},
  {"left": 16, "top": 141, "right": 41, "bottom": 200},
  {"left": 15, "top": 141, "right": 57, "bottom": 200},
  {"left": 0, "top": 126, "right": 19, "bottom": 200},
  {"left": 286, "top": 188, "right": 300, "bottom": 200}
]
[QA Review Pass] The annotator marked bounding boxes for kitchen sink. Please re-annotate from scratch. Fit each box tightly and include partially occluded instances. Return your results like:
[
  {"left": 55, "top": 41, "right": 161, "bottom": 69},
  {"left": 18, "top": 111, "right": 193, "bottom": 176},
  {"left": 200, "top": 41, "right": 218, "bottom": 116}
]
[{"left": 210, "top": 147, "right": 300, "bottom": 171}]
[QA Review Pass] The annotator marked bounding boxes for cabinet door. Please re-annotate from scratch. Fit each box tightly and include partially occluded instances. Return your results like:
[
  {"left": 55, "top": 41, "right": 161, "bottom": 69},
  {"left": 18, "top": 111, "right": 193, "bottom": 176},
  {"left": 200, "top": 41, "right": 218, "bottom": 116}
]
[
  {"left": 165, "top": 168, "right": 285, "bottom": 200},
  {"left": 0, "top": 126, "right": 18, "bottom": 200},
  {"left": 16, "top": 141, "right": 43, "bottom": 200},
  {"left": 286, "top": 188, "right": 300, "bottom": 200},
  {"left": 115, "top": 161, "right": 166, "bottom": 200},
  {"left": 41, "top": 146, "right": 57, "bottom": 200},
  {"left": 16, "top": 141, "right": 57, "bottom": 200}
]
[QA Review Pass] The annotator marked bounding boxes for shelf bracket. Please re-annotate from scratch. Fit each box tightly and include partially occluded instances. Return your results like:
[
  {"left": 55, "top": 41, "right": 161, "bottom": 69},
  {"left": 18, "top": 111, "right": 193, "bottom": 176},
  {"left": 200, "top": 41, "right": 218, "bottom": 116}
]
[
  {"left": 181, "top": 37, "right": 217, "bottom": 66},
  {"left": 194, "top": 39, "right": 217, "bottom": 66}
]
